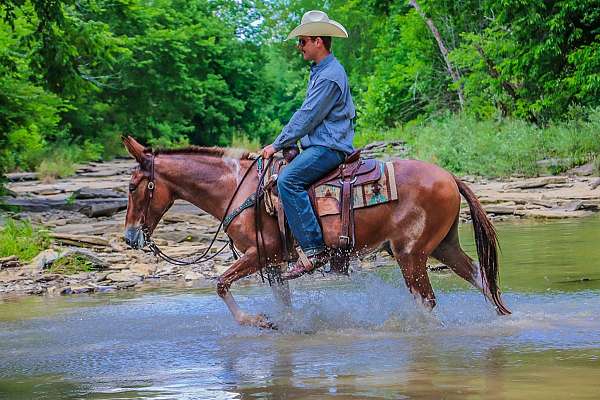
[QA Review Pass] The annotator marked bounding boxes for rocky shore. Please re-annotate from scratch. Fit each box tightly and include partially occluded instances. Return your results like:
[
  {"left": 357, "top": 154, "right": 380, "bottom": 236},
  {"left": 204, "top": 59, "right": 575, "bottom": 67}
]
[{"left": 1, "top": 149, "right": 599, "bottom": 297}]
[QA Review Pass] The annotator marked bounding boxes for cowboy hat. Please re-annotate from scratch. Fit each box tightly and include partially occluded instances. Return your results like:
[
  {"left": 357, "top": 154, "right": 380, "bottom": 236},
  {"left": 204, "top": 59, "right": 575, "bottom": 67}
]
[{"left": 287, "top": 10, "right": 348, "bottom": 40}]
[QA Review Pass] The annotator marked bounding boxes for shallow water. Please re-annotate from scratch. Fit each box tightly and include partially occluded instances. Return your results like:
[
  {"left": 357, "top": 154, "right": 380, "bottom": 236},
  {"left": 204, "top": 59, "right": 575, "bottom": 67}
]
[{"left": 1, "top": 217, "right": 600, "bottom": 399}]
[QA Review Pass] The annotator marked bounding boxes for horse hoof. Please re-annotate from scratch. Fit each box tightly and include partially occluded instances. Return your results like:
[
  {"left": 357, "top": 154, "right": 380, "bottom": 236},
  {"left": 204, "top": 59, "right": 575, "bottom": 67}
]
[
  {"left": 241, "top": 313, "right": 278, "bottom": 330},
  {"left": 257, "top": 313, "right": 278, "bottom": 330}
]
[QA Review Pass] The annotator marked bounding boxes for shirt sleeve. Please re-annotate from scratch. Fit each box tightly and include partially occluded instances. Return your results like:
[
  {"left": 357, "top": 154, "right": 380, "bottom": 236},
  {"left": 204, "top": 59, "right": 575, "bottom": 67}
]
[{"left": 272, "top": 79, "right": 341, "bottom": 151}]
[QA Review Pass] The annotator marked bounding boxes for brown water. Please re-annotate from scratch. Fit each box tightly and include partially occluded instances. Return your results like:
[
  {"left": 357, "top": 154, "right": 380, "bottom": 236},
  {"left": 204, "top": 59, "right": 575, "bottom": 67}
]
[{"left": 1, "top": 217, "right": 600, "bottom": 399}]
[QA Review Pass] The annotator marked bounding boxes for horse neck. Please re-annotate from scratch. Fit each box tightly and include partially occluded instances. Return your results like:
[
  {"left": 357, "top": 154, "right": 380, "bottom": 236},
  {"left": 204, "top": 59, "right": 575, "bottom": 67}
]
[{"left": 156, "top": 154, "right": 252, "bottom": 220}]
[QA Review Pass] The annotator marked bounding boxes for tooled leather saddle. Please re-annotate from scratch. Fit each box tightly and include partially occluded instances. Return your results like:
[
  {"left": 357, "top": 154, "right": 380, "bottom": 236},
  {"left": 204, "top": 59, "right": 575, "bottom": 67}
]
[{"left": 264, "top": 148, "right": 385, "bottom": 273}]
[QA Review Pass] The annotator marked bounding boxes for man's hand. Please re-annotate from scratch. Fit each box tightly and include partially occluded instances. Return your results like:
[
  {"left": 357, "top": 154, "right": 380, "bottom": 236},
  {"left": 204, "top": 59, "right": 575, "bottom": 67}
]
[{"left": 260, "top": 144, "right": 277, "bottom": 159}]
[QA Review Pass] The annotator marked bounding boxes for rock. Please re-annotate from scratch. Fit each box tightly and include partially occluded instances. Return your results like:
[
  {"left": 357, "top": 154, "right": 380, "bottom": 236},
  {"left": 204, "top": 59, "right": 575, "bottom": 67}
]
[
  {"left": 562, "top": 200, "right": 584, "bottom": 212},
  {"left": 93, "top": 285, "right": 117, "bottom": 293},
  {"left": 33, "top": 188, "right": 65, "bottom": 196},
  {"left": 567, "top": 162, "right": 595, "bottom": 176},
  {"left": 115, "top": 281, "right": 137, "bottom": 289},
  {"left": 0, "top": 269, "right": 25, "bottom": 283},
  {"left": 73, "top": 187, "right": 124, "bottom": 199},
  {"left": 129, "top": 263, "right": 156, "bottom": 277},
  {"left": 590, "top": 178, "right": 600, "bottom": 190},
  {"left": 59, "top": 286, "right": 74, "bottom": 295},
  {"left": 35, "top": 274, "right": 62, "bottom": 282},
  {"left": 580, "top": 200, "right": 600, "bottom": 211},
  {"left": 155, "top": 264, "right": 176, "bottom": 276},
  {"left": 536, "top": 158, "right": 573, "bottom": 174},
  {"left": 503, "top": 176, "right": 568, "bottom": 190},
  {"left": 531, "top": 200, "right": 557, "bottom": 208},
  {"left": 184, "top": 271, "right": 204, "bottom": 281},
  {"left": 514, "top": 209, "right": 594, "bottom": 219},
  {"left": 92, "top": 272, "right": 110, "bottom": 282},
  {"left": 60, "top": 248, "right": 110, "bottom": 269},
  {"left": 46, "top": 285, "right": 63, "bottom": 295},
  {"left": 0, "top": 197, "right": 74, "bottom": 212},
  {"left": 5, "top": 172, "right": 38, "bottom": 182},
  {"left": 50, "top": 233, "right": 109, "bottom": 247},
  {"left": 78, "top": 202, "right": 128, "bottom": 218},
  {"left": 25, "top": 249, "right": 60, "bottom": 271},
  {"left": 0, "top": 256, "right": 20, "bottom": 269},
  {"left": 69, "top": 285, "right": 95, "bottom": 294},
  {"left": 106, "top": 271, "right": 142, "bottom": 283},
  {"left": 483, "top": 204, "right": 516, "bottom": 215}
]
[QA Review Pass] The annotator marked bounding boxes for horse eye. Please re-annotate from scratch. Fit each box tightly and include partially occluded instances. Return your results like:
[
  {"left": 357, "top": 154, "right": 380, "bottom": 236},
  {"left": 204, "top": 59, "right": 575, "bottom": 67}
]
[{"left": 129, "top": 183, "right": 137, "bottom": 193}]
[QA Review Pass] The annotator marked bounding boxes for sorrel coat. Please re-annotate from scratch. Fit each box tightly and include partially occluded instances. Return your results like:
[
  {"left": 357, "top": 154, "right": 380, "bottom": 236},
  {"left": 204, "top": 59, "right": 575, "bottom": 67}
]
[{"left": 123, "top": 137, "right": 510, "bottom": 328}]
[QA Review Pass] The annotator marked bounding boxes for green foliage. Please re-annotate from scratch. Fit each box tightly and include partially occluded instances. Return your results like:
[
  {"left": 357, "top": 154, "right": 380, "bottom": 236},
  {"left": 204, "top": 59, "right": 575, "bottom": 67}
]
[
  {"left": 230, "top": 133, "right": 261, "bottom": 151},
  {"left": 0, "top": 218, "right": 50, "bottom": 261},
  {"left": 35, "top": 141, "right": 102, "bottom": 181},
  {"left": 1, "top": 0, "right": 599, "bottom": 179},
  {"left": 47, "top": 254, "right": 95, "bottom": 275},
  {"left": 403, "top": 110, "right": 600, "bottom": 177}
]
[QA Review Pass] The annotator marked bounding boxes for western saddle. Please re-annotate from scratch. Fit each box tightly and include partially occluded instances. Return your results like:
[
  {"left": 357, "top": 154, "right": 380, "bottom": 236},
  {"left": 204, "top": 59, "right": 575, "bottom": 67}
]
[{"left": 265, "top": 147, "right": 383, "bottom": 274}]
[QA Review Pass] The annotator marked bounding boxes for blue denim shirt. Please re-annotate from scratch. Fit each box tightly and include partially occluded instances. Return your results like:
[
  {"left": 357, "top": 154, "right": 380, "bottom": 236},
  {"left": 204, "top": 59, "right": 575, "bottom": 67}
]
[{"left": 272, "top": 54, "right": 355, "bottom": 155}]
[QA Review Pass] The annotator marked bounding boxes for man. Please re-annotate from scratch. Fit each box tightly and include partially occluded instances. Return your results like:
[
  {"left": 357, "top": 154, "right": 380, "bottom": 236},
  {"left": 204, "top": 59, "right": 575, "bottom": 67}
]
[{"left": 260, "top": 10, "right": 355, "bottom": 280}]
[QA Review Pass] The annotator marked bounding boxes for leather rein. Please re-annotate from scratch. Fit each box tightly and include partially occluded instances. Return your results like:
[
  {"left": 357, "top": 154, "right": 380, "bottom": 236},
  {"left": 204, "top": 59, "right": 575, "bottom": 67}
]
[{"left": 138, "top": 152, "right": 265, "bottom": 266}]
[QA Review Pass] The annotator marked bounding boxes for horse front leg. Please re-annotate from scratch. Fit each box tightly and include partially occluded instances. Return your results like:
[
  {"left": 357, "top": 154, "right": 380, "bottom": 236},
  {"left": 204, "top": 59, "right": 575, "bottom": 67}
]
[{"left": 217, "top": 249, "right": 276, "bottom": 329}]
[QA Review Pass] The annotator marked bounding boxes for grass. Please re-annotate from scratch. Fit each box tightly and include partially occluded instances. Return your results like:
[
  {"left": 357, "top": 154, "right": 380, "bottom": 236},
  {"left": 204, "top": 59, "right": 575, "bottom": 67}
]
[
  {"left": 47, "top": 254, "right": 96, "bottom": 275},
  {"left": 35, "top": 141, "right": 102, "bottom": 182},
  {"left": 36, "top": 158, "right": 77, "bottom": 181},
  {"left": 0, "top": 218, "right": 51, "bottom": 262},
  {"left": 355, "top": 108, "right": 600, "bottom": 177},
  {"left": 231, "top": 133, "right": 261, "bottom": 151}
]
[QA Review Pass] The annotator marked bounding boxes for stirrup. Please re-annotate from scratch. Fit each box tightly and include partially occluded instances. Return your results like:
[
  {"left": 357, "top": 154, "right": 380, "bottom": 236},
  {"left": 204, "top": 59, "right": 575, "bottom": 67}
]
[{"left": 282, "top": 248, "right": 328, "bottom": 280}]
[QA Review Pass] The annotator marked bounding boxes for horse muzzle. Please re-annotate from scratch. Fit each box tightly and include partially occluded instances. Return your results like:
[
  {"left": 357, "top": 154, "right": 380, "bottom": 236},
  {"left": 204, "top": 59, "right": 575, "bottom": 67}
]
[{"left": 124, "top": 227, "right": 145, "bottom": 249}]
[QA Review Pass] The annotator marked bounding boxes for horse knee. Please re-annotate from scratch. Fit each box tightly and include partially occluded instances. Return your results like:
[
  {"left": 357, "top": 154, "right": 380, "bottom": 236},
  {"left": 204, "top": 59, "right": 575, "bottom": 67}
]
[{"left": 217, "top": 278, "right": 229, "bottom": 298}]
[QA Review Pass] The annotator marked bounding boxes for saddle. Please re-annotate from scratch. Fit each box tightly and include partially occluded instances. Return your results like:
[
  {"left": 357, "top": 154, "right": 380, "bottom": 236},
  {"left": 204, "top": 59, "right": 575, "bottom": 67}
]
[{"left": 263, "top": 148, "right": 395, "bottom": 273}]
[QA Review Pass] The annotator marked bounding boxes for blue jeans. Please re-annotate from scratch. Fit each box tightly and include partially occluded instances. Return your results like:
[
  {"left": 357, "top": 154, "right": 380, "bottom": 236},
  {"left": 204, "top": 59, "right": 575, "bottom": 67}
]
[{"left": 277, "top": 145, "right": 346, "bottom": 254}]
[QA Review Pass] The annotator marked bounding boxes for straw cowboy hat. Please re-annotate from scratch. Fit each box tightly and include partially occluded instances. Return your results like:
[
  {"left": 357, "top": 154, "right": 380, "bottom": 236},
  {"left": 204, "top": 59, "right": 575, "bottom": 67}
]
[{"left": 287, "top": 10, "right": 348, "bottom": 40}]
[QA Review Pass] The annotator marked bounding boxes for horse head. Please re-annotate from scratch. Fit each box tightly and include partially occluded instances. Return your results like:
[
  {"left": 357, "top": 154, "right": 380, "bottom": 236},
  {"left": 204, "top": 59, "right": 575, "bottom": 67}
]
[{"left": 123, "top": 136, "right": 175, "bottom": 249}]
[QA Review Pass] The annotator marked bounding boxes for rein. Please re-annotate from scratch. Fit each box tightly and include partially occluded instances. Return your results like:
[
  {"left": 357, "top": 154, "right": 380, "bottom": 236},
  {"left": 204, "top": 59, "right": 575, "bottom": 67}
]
[{"left": 140, "top": 152, "right": 263, "bottom": 266}]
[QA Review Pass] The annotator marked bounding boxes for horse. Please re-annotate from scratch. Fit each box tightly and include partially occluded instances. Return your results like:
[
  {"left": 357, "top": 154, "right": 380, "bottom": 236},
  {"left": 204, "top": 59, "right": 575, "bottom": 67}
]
[{"left": 122, "top": 136, "right": 511, "bottom": 328}]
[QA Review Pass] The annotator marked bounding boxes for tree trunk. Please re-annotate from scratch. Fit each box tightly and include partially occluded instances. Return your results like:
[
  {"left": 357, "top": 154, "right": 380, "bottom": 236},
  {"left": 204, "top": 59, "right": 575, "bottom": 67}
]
[{"left": 408, "top": 0, "right": 465, "bottom": 109}]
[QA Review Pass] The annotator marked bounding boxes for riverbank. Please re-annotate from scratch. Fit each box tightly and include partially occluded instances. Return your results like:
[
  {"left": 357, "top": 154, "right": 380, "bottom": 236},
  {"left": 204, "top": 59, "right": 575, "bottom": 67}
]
[{"left": 1, "top": 153, "right": 599, "bottom": 297}]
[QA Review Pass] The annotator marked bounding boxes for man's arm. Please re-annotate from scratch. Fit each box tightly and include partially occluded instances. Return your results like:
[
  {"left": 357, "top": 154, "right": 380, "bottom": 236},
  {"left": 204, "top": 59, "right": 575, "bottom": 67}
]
[{"left": 272, "top": 79, "right": 341, "bottom": 151}]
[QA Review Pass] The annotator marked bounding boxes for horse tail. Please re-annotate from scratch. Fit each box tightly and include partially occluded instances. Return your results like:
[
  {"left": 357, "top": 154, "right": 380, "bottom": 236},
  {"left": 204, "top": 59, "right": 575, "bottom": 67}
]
[{"left": 454, "top": 176, "right": 511, "bottom": 315}]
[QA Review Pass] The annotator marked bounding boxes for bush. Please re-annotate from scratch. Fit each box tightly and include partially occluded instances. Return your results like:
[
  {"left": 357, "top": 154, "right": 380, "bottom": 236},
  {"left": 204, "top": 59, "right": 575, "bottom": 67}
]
[{"left": 0, "top": 219, "right": 51, "bottom": 262}]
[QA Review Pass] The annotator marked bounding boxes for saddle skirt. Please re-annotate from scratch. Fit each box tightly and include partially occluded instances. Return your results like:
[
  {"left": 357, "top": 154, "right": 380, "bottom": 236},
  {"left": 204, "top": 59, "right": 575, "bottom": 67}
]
[
  {"left": 313, "top": 160, "right": 397, "bottom": 216},
  {"left": 263, "top": 157, "right": 398, "bottom": 217}
]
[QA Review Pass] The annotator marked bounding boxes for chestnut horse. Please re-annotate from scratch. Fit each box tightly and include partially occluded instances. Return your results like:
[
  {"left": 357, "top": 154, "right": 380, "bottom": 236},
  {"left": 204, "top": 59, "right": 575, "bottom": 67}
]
[{"left": 122, "top": 136, "right": 511, "bottom": 328}]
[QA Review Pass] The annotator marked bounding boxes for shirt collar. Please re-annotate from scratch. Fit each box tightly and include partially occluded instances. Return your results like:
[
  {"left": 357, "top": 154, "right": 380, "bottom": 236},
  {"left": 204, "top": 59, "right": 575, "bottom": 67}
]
[{"left": 310, "top": 53, "right": 334, "bottom": 73}]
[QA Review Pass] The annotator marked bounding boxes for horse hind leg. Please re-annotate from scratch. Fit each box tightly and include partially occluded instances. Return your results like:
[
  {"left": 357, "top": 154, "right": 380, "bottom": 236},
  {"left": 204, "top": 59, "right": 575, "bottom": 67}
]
[
  {"left": 431, "top": 219, "right": 504, "bottom": 313},
  {"left": 390, "top": 242, "right": 436, "bottom": 311}
]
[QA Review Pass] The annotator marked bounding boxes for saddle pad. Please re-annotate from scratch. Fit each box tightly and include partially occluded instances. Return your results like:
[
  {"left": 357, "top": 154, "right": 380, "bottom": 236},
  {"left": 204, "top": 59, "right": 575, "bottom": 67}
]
[{"left": 314, "top": 161, "right": 397, "bottom": 217}]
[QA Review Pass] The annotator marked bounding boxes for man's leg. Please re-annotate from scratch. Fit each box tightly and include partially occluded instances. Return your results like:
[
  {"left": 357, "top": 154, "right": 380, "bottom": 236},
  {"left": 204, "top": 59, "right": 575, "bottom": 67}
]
[{"left": 277, "top": 146, "right": 345, "bottom": 278}]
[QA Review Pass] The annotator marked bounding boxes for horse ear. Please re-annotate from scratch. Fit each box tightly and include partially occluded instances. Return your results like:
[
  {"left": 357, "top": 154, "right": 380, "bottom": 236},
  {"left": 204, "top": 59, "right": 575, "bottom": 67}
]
[{"left": 122, "top": 136, "right": 147, "bottom": 164}]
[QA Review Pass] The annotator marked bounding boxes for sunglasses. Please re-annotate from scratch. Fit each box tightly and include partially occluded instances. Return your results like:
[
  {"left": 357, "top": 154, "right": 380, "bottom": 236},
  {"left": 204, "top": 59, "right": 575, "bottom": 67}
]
[{"left": 297, "top": 37, "right": 315, "bottom": 47}]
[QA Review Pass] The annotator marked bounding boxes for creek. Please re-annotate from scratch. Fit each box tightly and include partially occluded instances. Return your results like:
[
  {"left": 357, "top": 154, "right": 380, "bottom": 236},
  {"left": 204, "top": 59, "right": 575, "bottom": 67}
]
[{"left": 1, "top": 217, "right": 599, "bottom": 399}]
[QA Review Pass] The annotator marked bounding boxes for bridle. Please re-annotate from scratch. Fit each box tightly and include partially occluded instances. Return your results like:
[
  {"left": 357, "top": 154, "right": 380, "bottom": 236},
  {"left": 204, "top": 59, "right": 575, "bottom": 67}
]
[{"left": 132, "top": 151, "right": 264, "bottom": 266}]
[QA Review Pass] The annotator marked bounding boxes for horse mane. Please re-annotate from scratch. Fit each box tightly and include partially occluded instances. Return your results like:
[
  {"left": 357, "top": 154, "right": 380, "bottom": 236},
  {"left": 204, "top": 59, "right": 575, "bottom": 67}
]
[{"left": 149, "top": 146, "right": 251, "bottom": 160}]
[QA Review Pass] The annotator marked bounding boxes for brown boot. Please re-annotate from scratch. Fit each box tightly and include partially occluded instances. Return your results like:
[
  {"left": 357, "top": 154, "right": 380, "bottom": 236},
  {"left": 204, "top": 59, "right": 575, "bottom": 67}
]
[{"left": 282, "top": 249, "right": 329, "bottom": 280}]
